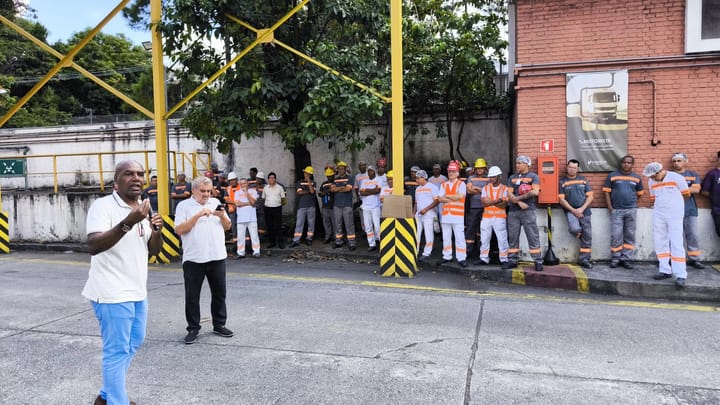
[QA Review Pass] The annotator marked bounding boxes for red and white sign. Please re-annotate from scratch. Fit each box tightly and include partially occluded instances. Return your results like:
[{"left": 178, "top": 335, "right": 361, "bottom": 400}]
[{"left": 541, "top": 139, "right": 554, "bottom": 152}]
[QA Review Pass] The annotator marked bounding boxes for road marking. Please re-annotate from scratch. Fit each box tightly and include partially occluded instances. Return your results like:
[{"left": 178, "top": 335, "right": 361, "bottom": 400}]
[
  {"left": 2, "top": 256, "right": 718, "bottom": 313},
  {"left": 566, "top": 264, "right": 590, "bottom": 293}
]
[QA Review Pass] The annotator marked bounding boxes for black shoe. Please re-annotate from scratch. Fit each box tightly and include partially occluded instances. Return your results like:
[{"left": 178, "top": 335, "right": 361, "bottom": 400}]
[
  {"left": 621, "top": 260, "right": 634, "bottom": 269},
  {"left": 689, "top": 260, "right": 705, "bottom": 269},
  {"left": 579, "top": 260, "right": 593, "bottom": 269},
  {"left": 473, "top": 259, "right": 489, "bottom": 266},
  {"left": 234, "top": 254, "right": 246, "bottom": 260},
  {"left": 266, "top": 243, "right": 277, "bottom": 249},
  {"left": 500, "top": 262, "right": 510, "bottom": 270},
  {"left": 675, "top": 278, "right": 686, "bottom": 288},
  {"left": 508, "top": 261, "right": 518, "bottom": 269},
  {"left": 213, "top": 326, "right": 234, "bottom": 338},
  {"left": 306, "top": 239, "right": 313, "bottom": 246},
  {"left": 348, "top": 245, "right": 356, "bottom": 251},
  {"left": 459, "top": 260, "right": 468, "bottom": 268},
  {"left": 368, "top": 246, "right": 377, "bottom": 252},
  {"left": 534, "top": 262, "right": 544, "bottom": 272},
  {"left": 278, "top": 240, "right": 286, "bottom": 249},
  {"left": 417, "top": 255, "right": 429, "bottom": 262},
  {"left": 439, "top": 258, "right": 453, "bottom": 265},
  {"left": 290, "top": 241, "right": 300, "bottom": 248},
  {"left": 252, "top": 253, "right": 261, "bottom": 258},
  {"left": 609, "top": 260, "right": 619, "bottom": 268},
  {"left": 653, "top": 272, "right": 672, "bottom": 280},
  {"left": 184, "top": 329, "right": 199, "bottom": 344},
  {"left": 324, "top": 239, "right": 333, "bottom": 244}
]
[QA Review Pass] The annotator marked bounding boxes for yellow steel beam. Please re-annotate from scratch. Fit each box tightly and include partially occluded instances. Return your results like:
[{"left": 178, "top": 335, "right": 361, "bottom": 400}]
[
  {"left": 0, "top": 14, "right": 154, "bottom": 120},
  {"left": 390, "top": 0, "right": 404, "bottom": 193},
  {"left": 225, "top": 13, "right": 391, "bottom": 103},
  {"left": 150, "top": 0, "right": 170, "bottom": 216},
  {"left": 166, "top": 0, "right": 311, "bottom": 117},
  {"left": 0, "top": 0, "right": 131, "bottom": 127}
]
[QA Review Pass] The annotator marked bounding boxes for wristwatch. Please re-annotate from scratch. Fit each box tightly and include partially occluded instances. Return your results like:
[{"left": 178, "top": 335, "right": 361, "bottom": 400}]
[{"left": 120, "top": 222, "right": 132, "bottom": 233}]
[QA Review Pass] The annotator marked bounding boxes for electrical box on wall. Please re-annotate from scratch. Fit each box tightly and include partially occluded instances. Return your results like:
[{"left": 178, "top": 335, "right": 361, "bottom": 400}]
[{"left": 538, "top": 156, "right": 559, "bottom": 204}]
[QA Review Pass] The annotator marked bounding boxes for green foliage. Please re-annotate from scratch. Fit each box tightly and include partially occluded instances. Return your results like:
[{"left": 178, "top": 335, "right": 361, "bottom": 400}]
[{"left": 0, "top": 11, "right": 151, "bottom": 127}]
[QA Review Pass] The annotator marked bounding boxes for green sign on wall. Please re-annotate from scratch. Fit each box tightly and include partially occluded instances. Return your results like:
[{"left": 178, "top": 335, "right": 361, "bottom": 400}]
[{"left": 0, "top": 159, "right": 26, "bottom": 177}]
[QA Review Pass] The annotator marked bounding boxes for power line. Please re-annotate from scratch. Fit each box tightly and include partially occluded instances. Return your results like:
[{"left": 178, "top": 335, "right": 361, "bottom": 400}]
[{"left": 12, "top": 66, "right": 149, "bottom": 85}]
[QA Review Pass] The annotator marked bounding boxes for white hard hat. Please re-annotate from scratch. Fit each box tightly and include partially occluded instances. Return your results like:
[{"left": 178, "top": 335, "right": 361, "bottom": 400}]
[
  {"left": 487, "top": 166, "right": 502, "bottom": 177},
  {"left": 227, "top": 172, "right": 238, "bottom": 180}
]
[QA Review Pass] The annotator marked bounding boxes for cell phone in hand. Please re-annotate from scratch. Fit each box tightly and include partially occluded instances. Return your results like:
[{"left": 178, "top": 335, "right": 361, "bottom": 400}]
[{"left": 215, "top": 204, "right": 225, "bottom": 211}]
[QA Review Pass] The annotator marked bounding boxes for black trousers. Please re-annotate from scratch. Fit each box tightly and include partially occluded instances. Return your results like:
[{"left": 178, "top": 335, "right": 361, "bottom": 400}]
[
  {"left": 265, "top": 206, "right": 283, "bottom": 243},
  {"left": 183, "top": 259, "right": 227, "bottom": 331}
]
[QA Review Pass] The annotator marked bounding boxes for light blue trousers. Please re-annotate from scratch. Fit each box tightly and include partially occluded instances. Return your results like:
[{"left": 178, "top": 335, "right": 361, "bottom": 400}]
[{"left": 91, "top": 299, "right": 148, "bottom": 405}]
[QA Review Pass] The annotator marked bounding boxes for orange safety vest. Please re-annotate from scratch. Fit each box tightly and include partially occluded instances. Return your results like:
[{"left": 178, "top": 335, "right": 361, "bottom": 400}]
[
  {"left": 224, "top": 184, "right": 242, "bottom": 213},
  {"left": 482, "top": 184, "right": 508, "bottom": 219},
  {"left": 441, "top": 180, "right": 465, "bottom": 217}
]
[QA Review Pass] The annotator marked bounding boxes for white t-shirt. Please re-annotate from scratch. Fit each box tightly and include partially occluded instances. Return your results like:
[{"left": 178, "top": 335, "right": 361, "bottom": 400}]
[
  {"left": 82, "top": 191, "right": 151, "bottom": 303},
  {"left": 415, "top": 183, "right": 439, "bottom": 214},
  {"left": 649, "top": 171, "right": 688, "bottom": 216},
  {"left": 262, "top": 184, "right": 286, "bottom": 207},
  {"left": 234, "top": 188, "right": 258, "bottom": 223},
  {"left": 174, "top": 197, "right": 229, "bottom": 263},
  {"left": 380, "top": 186, "right": 394, "bottom": 203},
  {"left": 360, "top": 177, "right": 382, "bottom": 209}
]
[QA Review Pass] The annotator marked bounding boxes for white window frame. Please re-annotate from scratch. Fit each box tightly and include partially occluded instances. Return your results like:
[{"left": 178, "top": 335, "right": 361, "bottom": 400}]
[{"left": 686, "top": 0, "right": 720, "bottom": 53}]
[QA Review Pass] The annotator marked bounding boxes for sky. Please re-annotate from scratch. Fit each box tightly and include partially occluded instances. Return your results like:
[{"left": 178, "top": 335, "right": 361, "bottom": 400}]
[{"left": 26, "top": 0, "right": 149, "bottom": 45}]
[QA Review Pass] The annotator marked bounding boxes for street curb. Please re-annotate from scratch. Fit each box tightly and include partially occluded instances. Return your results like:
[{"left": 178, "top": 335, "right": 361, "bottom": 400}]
[{"left": 9, "top": 242, "right": 720, "bottom": 303}]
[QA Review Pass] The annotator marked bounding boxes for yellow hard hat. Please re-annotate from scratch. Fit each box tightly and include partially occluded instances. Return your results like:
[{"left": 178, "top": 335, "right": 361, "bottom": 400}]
[
  {"left": 324, "top": 167, "right": 335, "bottom": 176},
  {"left": 386, "top": 170, "right": 393, "bottom": 178},
  {"left": 460, "top": 160, "right": 468, "bottom": 169},
  {"left": 336, "top": 161, "right": 348, "bottom": 167},
  {"left": 474, "top": 158, "right": 487, "bottom": 168},
  {"left": 303, "top": 166, "right": 314, "bottom": 174}
]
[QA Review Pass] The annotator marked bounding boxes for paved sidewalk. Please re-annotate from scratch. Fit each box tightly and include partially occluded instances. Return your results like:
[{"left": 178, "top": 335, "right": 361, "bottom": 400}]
[{"left": 11, "top": 235, "right": 720, "bottom": 303}]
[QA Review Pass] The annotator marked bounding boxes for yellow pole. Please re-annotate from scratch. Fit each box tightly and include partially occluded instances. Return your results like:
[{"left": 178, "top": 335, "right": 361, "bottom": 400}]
[
  {"left": 390, "top": 0, "right": 404, "bottom": 191},
  {"left": 150, "top": 0, "right": 170, "bottom": 216}
]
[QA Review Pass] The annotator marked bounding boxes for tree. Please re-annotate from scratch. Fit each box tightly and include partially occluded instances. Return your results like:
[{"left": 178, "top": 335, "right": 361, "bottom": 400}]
[
  {"left": 123, "top": 0, "right": 508, "bottom": 170},
  {"left": 125, "top": 0, "right": 389, "bottom": 175},
  {"left": 403, "top": 0, "right": 508, "bottom": 162}
]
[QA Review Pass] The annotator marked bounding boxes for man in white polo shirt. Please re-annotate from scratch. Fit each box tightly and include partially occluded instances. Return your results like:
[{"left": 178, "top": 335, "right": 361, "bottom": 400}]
[
  {"left": 83, "top": 160, "right": 163, "bottom": 405},
  {"left": 175, "top": 176, "right": 234, "bottom": 344}
]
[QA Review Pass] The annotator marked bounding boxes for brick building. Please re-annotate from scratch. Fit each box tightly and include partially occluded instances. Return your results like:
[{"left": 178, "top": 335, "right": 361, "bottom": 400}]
[{"left": 508, "top": 0, "right": 720, "bottom": 261}]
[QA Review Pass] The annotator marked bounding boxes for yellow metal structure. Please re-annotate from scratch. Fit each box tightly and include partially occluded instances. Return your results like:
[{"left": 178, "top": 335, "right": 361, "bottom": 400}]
[
  {"left": 390, "top": 0, "right": 404, "bottom": 193},
  {"left": 150, "top": 0, "right": 170, "bottom": 217}
]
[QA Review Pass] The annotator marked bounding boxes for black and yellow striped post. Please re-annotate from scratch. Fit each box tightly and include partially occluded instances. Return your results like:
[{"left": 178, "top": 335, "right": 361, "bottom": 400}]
[
  {"left": 379, "top": 195, "right": 417, "bottom": 277},
  {"left": 0, "top": 210, "right": 9, "bottom": 254},
  {"left": 149, "top": 214, "right": 181, "bottom": 263}
]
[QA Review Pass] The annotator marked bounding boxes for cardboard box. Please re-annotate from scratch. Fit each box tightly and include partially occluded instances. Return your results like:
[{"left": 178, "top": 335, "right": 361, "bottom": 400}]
[{"left": 381, "top": 194, "right": 413, "bottom": 218}]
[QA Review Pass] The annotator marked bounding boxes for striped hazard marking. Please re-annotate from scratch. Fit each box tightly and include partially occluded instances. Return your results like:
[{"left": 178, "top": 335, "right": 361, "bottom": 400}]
[
  {"left": 512, "top": 263, "right": 589, "bottom": 293},
  {"left": 379, "top": 217, "right": 417, "bottom": 278},
  {"left": 0, "top": 211, "right": 9, "bottom": 254},
  {"left": 149, "top": 215, "right": 181, "bottom": 264}
]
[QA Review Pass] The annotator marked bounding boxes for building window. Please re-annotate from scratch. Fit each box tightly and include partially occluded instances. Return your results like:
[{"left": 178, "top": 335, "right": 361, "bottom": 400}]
[{"left": 686, "top": 0, "right": 720, "bottom": 53}]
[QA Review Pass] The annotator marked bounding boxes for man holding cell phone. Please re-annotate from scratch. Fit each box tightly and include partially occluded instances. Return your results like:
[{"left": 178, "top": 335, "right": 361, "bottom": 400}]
[{"left": 174, "top": 176, "right": 234, "bottom": 344}]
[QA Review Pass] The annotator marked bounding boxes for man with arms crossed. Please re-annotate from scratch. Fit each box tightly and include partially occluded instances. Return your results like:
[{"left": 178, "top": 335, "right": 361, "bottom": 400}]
[
  {"left": 603, "top": 155, "right": 644, "bottom": 269},
  {"left": 671, "top": 152, "right": 705, "bottom": 268},
  {"left": 414, "top": 169, "right": 439, "bottom": 262},
  {"left": 84, "top": 160, "right": 163, "bottom": 405},
  {"left": 558, "top": 159, "right": 594, "bottom": 269},
  {"left": 175, "top": 176, "right": 234, "bottom": 344}
]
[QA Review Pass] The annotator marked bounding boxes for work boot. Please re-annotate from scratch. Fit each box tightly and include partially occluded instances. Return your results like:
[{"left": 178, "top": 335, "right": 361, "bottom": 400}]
[
  {"left": 689, "top": 260, "right": 705, "bottom": 269},
  {"left": 534, "top": 262, "right": 544, "bottom": 272}
]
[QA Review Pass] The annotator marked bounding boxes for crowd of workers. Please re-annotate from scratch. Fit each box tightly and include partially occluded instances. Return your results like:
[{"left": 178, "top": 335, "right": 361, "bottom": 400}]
[{"left": 138, "top": 151, "right": 720, "bottom": 288}]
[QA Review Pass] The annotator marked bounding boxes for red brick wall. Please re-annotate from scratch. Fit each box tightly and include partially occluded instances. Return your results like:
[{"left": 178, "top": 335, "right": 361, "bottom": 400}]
[
  {"left": 514, "top": 0, "right": 720, "bottom": 208},
  {"left": 516, "top": 0, "right": 684, "bottom": 63}
]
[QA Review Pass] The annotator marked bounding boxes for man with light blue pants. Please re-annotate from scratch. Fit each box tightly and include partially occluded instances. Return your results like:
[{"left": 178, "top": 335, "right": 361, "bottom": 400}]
[{"left": 83, "top": 160, "right": 163, "bottom": 405}]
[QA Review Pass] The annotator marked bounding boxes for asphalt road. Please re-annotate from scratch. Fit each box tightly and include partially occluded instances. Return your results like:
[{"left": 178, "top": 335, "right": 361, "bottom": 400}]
[{"left": 1, "top": 251, "right": 719, "bottom": 404}]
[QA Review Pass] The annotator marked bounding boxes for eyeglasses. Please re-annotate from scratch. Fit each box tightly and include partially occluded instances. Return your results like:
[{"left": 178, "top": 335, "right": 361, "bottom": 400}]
[{"left": 672, "top": 159, "right": 684, "bottom": 163}]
